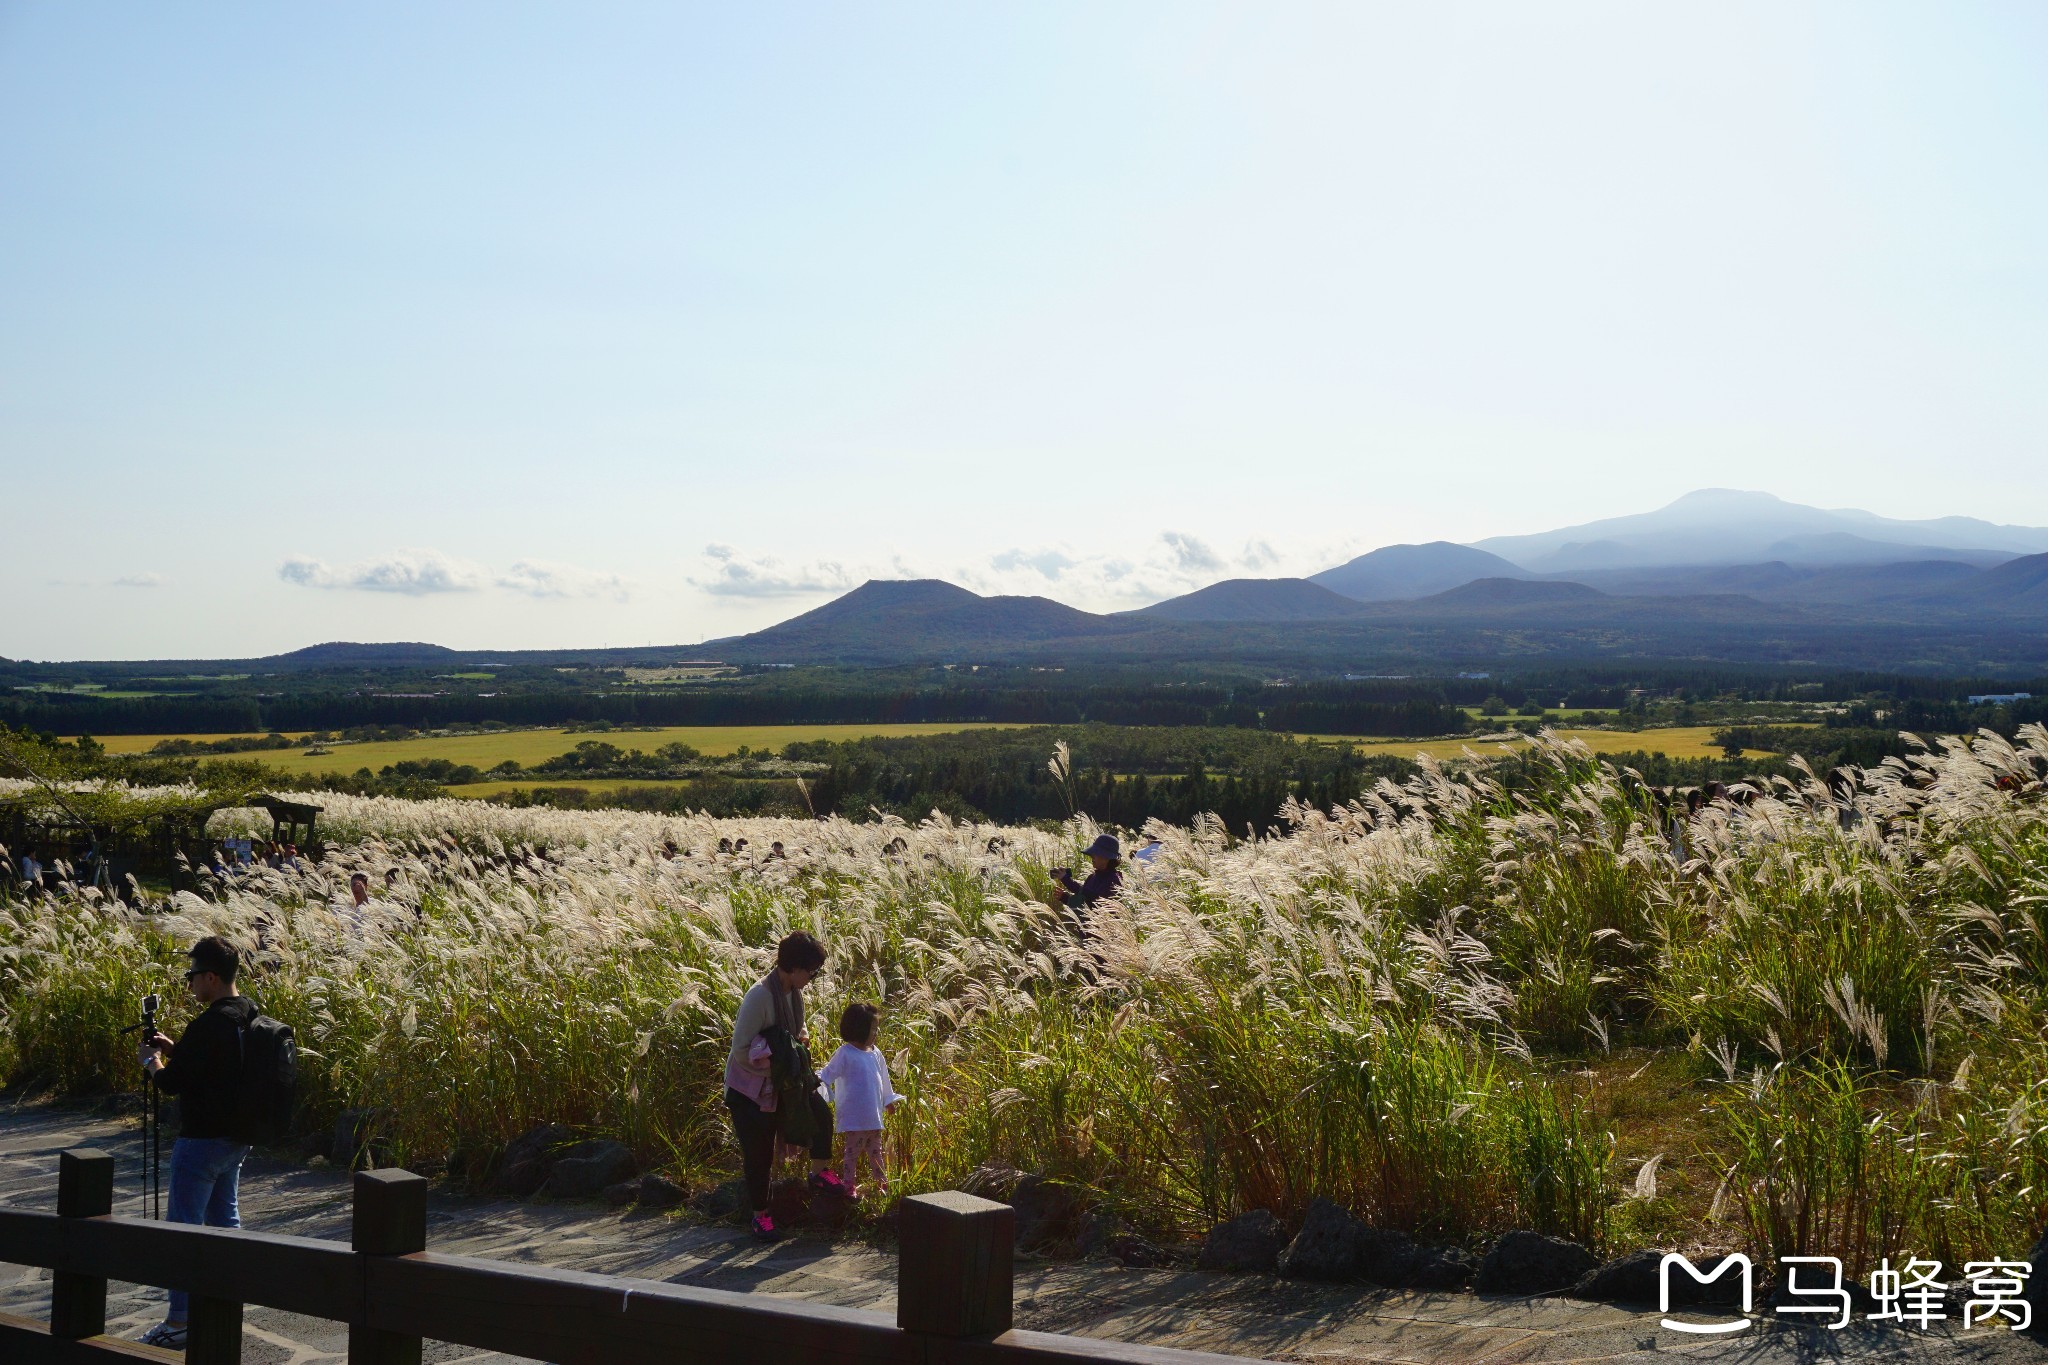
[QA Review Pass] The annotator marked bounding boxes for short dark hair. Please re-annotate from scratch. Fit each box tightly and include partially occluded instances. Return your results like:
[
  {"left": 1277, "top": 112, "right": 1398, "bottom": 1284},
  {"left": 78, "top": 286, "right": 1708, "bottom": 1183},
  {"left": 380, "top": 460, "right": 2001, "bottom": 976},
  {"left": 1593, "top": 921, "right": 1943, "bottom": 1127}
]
[
  {"left": 189, "top": 935, "right": 239, "bottom": 984},
  {"left": 775, "top": 931, "right": 826, "bottom": 973},
  {"left": 839, "top": 1002, "right": 879, "bottom": 1045},
  {"left": 350, "top": 872, "right": 369, "bottom": 886}
]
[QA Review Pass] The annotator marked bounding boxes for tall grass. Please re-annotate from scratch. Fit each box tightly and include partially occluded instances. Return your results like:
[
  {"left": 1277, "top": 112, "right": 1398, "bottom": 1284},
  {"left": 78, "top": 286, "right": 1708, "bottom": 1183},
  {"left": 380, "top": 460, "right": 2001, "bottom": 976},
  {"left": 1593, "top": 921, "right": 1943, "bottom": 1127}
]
[{"left": 0, "top": 724, "right": 2044, "bottom": 1263}]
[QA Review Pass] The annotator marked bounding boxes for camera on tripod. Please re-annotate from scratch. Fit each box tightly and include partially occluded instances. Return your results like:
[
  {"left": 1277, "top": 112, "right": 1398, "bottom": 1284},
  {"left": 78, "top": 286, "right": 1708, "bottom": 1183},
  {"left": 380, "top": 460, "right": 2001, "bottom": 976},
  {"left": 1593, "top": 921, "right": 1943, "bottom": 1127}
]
[
  {"left": 120, "top": 992, "right": 161, "bottom": 1046},
  {"left": 121, "top": 992, "right": 164, "bottom": 1218}
]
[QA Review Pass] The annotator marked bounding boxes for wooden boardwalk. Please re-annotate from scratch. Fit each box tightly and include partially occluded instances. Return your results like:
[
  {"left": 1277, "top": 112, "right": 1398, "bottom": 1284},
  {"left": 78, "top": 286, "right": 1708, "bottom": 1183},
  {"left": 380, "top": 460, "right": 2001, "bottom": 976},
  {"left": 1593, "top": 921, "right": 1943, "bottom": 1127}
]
[{"left": 2, "top": 1101, "right": 2038, "bottom": 1364}]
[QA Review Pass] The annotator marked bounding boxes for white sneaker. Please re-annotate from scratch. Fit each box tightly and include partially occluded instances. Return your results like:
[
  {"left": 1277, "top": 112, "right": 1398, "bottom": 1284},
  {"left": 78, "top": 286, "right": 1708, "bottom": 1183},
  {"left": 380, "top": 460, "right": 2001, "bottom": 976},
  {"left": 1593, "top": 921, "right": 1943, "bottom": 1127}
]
[{"left": 139, "top": 1321, "right": 188, "bottom": 1348}]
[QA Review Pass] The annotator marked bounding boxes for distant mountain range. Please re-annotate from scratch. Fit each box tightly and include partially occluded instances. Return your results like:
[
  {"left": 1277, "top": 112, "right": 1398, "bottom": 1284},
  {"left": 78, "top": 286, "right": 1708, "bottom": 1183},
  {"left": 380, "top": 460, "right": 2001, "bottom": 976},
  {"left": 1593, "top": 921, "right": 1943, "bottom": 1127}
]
[
  {"left": 20, "top": 491, "right": 2046, "bottom": 674},
  {"left": 700, "top": 490, "right": 2048, "bottom": 670}
]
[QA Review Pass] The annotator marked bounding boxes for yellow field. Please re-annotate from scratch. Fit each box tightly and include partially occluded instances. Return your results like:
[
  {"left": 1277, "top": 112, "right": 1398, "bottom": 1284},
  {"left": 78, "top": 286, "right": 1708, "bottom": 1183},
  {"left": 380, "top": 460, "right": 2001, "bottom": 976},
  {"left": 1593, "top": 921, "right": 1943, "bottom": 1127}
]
[
  {"left": 1318, "top": 725, "right": 1741, "bottom": 762},
  {"left": 443, "top": 778, "right": 708, "bottom": 799},
  {"left": 85, "top": 724, "right": 1029, "bottom": 772},
  {"left": 87, "top": 722, "right": 1741, "bottom": 771}
]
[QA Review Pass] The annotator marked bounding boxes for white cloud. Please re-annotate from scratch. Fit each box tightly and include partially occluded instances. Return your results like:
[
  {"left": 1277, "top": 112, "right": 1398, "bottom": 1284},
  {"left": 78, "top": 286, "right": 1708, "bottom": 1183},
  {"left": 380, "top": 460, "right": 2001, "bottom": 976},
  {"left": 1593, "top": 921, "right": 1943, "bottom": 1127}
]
[
  {"left": 990, "top": 548, "right": 1078, "bottom": 580},
  {"left": 279, "top": 550, "right": 633, "bottom": 601},
  {"left": 279, "top": 550, "right": 488, "bottom": 595},
  {"left": 45, "top": 572, "right": 168, "bottom": 588},
  {"left": 694, "top": 545, "right": 858, "bottom": 598},
  {"left": 1159, "top": 530, "right": 1225, "bottom": 574},
  {"left": 957, "top": 530, "right": 1307, "bottom": 609},
  {"left": 496, "top": 560, "right": 632, "bottom": 602},
  {"left": 695, "top": 530, "right": 1376, "bottom": 615}
]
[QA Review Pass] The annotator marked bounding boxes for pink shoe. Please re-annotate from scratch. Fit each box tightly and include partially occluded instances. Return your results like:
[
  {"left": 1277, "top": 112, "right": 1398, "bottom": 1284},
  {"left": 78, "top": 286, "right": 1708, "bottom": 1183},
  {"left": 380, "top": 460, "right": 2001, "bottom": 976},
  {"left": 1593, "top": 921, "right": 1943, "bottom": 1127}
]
[
  {"left": 810, "top": 1169, "right": 855, "bottom": 1199},
  {"left": 751, "top": 1212, "right": 783, "bottom": 1242}
]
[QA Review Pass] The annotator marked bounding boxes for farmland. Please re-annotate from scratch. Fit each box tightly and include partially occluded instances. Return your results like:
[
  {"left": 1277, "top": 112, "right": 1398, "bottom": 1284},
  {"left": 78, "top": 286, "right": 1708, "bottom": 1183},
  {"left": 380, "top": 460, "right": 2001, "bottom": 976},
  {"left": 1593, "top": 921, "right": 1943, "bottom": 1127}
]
[
  {"left": 1342, "top": 725, "right": 1745, "bottom": 762},
  {"left": 85, "top": 722, "right": 1741, "bottom": 772},
  {"left": 85, "top": 723, "right": 1032, "bottom": 770},
  {"left": 4, "top": 725, "right": 2046, "bottom": 1282}
]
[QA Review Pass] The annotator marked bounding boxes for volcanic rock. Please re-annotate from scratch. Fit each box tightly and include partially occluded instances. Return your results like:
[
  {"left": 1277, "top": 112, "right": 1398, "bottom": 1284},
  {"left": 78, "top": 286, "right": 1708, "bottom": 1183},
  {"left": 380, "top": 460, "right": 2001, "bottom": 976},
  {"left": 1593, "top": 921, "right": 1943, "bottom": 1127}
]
[
  {"left": 694, "top": 1178, "right": 749, "bottom": 1220},
  {"left": 536, "top": 1139, "right": 636, "bottom": 1200},
  {"left": 1475, "top": 1230, "right": 1600, "bottom": 1296},
  {"left": 490, "top": 1122, "right": 574, "bottom": 1197},
  {"left": 1199, "top": 1210, "right": 1290, "bottom": 1274},
  {"left": 1278, "top": 1199, "right": 1367, "bottom": 1281}
]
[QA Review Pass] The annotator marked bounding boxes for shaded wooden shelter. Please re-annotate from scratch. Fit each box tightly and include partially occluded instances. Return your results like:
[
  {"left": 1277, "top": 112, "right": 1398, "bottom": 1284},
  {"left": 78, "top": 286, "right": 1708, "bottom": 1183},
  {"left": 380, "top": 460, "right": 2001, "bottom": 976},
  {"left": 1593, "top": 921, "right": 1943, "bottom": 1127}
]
[
  {"left": 1, "top": 787, "right": 323, "bottom": 896},
  {"left": 247, "top": 794, "right": 324, "bottom": 851}
]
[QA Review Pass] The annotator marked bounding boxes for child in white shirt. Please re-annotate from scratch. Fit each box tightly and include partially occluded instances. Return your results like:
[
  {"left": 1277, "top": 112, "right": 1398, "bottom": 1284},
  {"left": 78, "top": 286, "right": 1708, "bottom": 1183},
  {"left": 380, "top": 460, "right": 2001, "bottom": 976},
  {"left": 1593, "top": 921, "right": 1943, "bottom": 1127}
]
[{"left": 818, "top": 1003, "right": 904, "bottom": 1198}]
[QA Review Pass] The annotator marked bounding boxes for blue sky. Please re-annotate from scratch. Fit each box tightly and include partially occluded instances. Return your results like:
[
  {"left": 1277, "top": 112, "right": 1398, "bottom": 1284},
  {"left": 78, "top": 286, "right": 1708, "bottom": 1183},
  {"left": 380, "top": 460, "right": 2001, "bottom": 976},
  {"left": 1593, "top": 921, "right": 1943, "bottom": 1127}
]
[{"left": 3, "top": 2, "right": 2045, "bottom": 659}]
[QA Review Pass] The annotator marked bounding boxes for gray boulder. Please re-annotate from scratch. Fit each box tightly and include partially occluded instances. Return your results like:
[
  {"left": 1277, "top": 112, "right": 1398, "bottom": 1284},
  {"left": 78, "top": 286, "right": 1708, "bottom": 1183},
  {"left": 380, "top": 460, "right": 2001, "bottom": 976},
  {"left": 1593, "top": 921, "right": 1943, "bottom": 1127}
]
[
  {"left": 1568, "top": 1249, "right": 1663, "bottom": 1304},
  {"left": 1278, "top": 1198, "right": 1367, "bottom": 1281},
  {"left": 1199, "top": 1209, "right": 1289, "bottom": 1274},
  {"left": 1476, "top": 1230, "right": 1600, "bottom": 1296},
  {"left": 635, "top": 1173, "right": 687, "bottom": 1209},
  {"left": 491, "top": 1122, "right": 575, "bottom": 1197},
  {"left": 692, "top": 1178, "right": 749, "bottom": 1220},
  {"left": 1108, "top": 1234, "right": 1172, "bottom": 1268},
  {"left": 537, "top": 1139, "right": 636, "bottom": 1200},
  {"left": 1077, "top": 1209, "right": 1119, "bottom": 1258},
  {"left": 1276, "top": 1200, "right": 1474, "bottom": 1288},
  {"left": 598, "top": 1172, "right": 684, "bottom": 1211},
  {"left": 1369, "top": 1235, "right": 1476, "bottom": 1291},
  {"left": 1572, "top": 1249, "right": 1749, "bottom": 1307}
]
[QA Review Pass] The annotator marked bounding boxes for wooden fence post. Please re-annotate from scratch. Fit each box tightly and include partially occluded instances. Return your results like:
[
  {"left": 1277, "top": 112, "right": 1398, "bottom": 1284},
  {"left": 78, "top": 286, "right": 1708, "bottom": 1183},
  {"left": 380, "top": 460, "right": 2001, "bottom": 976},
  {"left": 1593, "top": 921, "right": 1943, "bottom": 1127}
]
[
  {"left": 50, "top": 1148, "right": 113, "bottom": 1340},
  {"left": 350, "top": 1168, "right": 427, "bottom": 1365},
  {"left": 897, "top": 1190, "right": 1014, "bottom": 1339},
  {"left": 186, "top": 1292, "right": 243, "bottom": 1364}
]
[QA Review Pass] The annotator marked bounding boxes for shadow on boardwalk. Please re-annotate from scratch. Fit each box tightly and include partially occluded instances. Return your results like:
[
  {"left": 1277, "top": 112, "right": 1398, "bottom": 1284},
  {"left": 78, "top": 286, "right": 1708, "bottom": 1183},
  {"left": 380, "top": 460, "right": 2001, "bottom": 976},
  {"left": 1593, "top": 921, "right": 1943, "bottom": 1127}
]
[{"left": 2, "top": 1099, "right": 2037, "bottom": 1364}]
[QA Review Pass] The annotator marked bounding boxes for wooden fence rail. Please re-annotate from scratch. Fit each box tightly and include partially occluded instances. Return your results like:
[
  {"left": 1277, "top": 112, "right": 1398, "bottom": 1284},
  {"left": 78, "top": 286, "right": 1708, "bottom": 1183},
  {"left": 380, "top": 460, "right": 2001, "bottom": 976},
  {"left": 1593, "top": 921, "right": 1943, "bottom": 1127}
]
[{"left": 0, "top": 1148, "right": 1257, "bottom": 1365}]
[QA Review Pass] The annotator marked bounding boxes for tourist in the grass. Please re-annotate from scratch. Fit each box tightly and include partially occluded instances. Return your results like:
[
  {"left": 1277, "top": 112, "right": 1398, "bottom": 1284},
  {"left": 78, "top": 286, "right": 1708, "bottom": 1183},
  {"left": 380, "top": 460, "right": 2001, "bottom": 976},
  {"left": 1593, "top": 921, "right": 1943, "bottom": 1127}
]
[
  {"left": 819, "top": 1003, "right": 904, "bottom": 1198},
  {"left": 1051, "top": 834, "right": 1124, "bottom": 918},
  {"left": 136, "top": 936, "right": 259, "bottom": 1351},
  {"left": 724, "top": 931, "right": 845, "bottom": 1241}
]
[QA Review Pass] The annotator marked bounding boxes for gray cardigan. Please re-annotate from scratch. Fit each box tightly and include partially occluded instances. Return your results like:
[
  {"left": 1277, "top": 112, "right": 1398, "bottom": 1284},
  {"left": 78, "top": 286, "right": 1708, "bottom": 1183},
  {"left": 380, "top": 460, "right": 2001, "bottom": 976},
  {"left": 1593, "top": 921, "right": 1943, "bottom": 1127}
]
[{"left": 724, "top": 974, "right": 801, "bottom": 1109}]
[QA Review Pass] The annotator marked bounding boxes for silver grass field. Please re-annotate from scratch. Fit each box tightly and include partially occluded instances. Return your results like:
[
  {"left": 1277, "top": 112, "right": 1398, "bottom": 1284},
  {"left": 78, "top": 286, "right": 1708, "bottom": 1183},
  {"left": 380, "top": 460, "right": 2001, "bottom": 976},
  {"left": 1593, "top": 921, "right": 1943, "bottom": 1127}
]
[{"left": 4, "top": 726, "right": 2048, "bottom": 1272}]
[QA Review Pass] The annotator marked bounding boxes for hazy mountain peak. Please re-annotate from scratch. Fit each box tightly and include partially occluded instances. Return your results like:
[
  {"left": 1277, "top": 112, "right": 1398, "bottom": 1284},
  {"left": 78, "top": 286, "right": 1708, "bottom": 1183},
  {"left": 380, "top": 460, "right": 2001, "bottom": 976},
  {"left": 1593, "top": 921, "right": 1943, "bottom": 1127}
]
[
  {"left": 1132, "top": 578, "right": 1370, "bottom": 621},
  {"left": 1309, "top": 542, "right": 1528, "bottom": 601},
  {"left": 1470, "top": 490, "right": 2048, "bottom": 572}
]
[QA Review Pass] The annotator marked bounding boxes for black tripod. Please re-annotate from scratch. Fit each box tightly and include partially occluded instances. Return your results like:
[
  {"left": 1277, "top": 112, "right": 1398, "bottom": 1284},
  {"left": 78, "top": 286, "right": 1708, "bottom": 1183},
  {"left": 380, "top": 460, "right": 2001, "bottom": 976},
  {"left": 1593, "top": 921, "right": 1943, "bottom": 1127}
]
[{"left": 120, "top": 994, "right": 163, "bottom": 1220}]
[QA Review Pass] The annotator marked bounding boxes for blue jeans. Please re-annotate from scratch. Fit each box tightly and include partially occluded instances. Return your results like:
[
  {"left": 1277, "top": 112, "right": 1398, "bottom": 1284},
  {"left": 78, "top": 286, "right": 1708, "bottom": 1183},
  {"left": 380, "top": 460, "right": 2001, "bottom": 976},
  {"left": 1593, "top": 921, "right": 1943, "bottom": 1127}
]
[{"left": 164, "top": 1137, "right": 250, "bottom": 1320}]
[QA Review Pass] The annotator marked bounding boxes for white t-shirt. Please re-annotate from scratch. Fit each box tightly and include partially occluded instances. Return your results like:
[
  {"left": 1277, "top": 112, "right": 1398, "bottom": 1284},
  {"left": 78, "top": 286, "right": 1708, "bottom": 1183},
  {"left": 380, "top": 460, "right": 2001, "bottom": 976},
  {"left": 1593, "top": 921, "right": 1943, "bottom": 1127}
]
[{"left": 818, "top": 1042, "right": 904, "bottom": 1133}]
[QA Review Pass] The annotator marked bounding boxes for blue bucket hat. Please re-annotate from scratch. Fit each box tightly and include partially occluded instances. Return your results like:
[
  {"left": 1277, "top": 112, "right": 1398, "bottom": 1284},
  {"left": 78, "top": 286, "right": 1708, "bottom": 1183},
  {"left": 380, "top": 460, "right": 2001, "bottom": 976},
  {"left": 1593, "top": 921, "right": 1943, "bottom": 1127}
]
[{"left": 1084, "top": 834, "right": 1121, "bottom": 860}]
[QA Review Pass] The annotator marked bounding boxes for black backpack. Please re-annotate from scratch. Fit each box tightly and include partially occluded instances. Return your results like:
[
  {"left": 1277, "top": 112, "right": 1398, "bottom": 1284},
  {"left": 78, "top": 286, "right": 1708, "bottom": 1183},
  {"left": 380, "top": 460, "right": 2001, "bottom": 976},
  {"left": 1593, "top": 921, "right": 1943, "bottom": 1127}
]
[{"left": 233, "top": 1010, "right": 299, "bottom": 1145}]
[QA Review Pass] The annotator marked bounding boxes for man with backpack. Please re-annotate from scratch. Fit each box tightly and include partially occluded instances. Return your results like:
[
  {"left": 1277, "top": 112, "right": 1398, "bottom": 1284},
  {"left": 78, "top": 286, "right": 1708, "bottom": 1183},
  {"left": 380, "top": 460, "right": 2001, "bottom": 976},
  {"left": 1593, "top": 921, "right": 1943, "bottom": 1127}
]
[{"left": 134, "top": 935, "right": 296, "bottom": 1350}]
